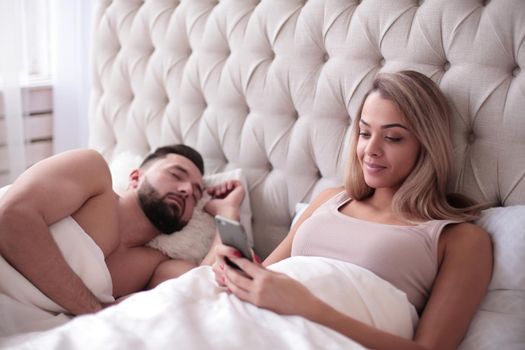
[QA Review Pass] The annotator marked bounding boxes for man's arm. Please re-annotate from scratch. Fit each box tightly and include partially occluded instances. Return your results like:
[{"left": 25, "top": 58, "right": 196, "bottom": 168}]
[
  {"left": 0, "top": 149, "right": 114, "bottom": 315},
  {"left": 200, "top": 180, "right": 245, "bottom": 266},
  {"left": 147, "top": 258, "right": 197, "bottom": 289}
]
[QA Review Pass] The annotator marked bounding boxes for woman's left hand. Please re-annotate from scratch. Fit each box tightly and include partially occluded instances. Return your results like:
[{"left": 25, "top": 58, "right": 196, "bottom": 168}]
[{"left": 223, "top": 255, "right": 319, "bottom": 317}]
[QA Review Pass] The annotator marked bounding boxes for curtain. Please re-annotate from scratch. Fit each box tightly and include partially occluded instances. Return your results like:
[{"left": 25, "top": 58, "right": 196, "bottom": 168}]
[
  {"left": 51, "top": 0, "right": 94, "bottom": 153},
  {"left": 0, "top": 0, "right": 93, "bottom": 186},
  {"left": 0, "top": 0, "right": 27, "bottom": 184}
]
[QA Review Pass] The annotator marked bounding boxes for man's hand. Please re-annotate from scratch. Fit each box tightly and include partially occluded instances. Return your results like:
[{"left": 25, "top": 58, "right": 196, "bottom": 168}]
[{"left": 204, "top": 180, "right": 245, "bottom": 220}]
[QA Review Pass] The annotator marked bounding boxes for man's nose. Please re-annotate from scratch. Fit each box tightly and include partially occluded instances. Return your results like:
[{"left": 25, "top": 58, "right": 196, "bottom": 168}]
[{"left": 178, "top": 181, "right": 193, "bottom": 196}]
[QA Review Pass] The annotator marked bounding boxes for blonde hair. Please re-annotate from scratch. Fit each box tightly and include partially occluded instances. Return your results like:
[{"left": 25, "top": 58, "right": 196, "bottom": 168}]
[{"left": 345, "top": 70, "right": 480, "bottom": 222}]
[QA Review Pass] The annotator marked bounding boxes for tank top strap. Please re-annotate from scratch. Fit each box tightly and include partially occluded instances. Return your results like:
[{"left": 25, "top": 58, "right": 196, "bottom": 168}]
[
  {"left": 425, "top": 219, "right": 463, "bottom": 258},
  {"left": 330, "top": 190, "right": 351, "bottom": 207}
]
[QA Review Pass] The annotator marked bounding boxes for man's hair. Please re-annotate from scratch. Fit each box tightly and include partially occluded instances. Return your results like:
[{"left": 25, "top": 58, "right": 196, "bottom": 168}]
[
  {"left": 140, "top": 144, "right": 204, "bottom": 175},
  {"left": 345, "top": 70, "right": 480, "bottom": 222}
]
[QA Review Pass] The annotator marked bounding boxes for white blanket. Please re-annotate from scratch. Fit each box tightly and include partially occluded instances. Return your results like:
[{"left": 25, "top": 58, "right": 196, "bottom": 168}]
[
  {"left": 0, "top": 185, "right": 114, "bottom": 337},
  {"left": 1, "top": 257, "right": 418, "bottom": 350}
]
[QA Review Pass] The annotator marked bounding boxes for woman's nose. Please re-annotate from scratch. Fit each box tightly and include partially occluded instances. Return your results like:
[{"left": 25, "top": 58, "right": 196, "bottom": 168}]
[{"left": 365, "top": 136, "right": 383, "bottom": 157}]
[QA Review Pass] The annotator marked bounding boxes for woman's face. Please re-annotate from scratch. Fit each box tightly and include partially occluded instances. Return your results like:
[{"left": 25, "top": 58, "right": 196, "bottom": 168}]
[{"left": 356, "top": 91, "right": 421, "bottom": 191}]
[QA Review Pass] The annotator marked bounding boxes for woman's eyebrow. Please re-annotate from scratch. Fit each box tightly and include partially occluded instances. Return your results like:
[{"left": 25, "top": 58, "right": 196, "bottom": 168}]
[{"left": 360, "top": 119, "right": 408, "bottom": 130}]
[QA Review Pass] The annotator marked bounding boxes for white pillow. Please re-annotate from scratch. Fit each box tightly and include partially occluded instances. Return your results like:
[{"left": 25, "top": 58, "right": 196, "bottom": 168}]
[
  {"left": 459, "top": 205, "right": 525, "bottom": 350},
  {"left": 291, "top": 202, "right": 309, "bottom": 228},
  {"left": 110, "top": 152, "right": 253, "bottom": 264},
  {"left": 148, "top": 168, "right": 252, "bottom": 264}
]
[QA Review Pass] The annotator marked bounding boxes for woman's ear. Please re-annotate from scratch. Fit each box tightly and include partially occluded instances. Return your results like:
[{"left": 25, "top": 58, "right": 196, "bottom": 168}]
[{"left": 128, "top": 168, "right": 141, "bottom": 189}]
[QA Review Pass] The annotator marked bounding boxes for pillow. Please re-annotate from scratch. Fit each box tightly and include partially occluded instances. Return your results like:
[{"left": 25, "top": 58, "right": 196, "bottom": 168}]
[
  {"left": 109, "top": 152, "right": 253, "bottom": 264},
  {"left": 459, "top": 205, "right": 525, "bottom": 350},
  {"left": 148, "top": 168, "right": 252, "bottom": 264},
  {"left": 291, "top": 202, "right": 309, "bottom": 228}
]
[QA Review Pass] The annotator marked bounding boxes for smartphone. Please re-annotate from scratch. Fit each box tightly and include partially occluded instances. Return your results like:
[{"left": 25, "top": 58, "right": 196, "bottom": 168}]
[{"left": 215, "top": 215, "right": 253, "bottom": 269}]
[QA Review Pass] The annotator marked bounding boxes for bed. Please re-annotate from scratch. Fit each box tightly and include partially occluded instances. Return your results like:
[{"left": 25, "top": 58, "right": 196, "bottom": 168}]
[{"left": 3, "top": 0, "right": 524, "bottom": 348}]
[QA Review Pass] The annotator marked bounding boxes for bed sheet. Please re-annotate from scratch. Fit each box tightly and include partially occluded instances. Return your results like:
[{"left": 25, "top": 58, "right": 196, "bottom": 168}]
[{"left": 1, "top": 256, "right": 417, "bottom": 350}]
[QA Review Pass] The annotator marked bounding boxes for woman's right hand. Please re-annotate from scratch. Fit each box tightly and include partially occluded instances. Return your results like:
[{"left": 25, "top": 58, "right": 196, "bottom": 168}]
[
  {"left": 212, "top": 244, "right": 260, "bottom": 287},
  {"left": 212, "top": 243, "right": 238, "bottom": 287}
]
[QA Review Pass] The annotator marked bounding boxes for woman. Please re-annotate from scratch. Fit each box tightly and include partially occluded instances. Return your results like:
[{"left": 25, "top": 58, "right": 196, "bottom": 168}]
[{"left": 213, "top": 71, "right": 493, "bottom": 350}]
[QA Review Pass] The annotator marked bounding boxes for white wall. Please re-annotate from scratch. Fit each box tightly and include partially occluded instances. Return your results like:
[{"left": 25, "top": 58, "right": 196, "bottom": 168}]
[{"left": 51, "top": 0, "right": 94, "bottom": 153}]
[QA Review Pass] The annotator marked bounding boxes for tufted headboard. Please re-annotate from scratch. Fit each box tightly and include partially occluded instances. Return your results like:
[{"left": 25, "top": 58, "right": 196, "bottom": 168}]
[{"left": 89, "top": 0, "right": 525, "bottom": 258}]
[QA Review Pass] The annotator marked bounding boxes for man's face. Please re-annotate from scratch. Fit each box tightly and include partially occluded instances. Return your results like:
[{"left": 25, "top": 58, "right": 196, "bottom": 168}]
[{"left": 137, "top": 154, "right": 204, "bottom": 234}]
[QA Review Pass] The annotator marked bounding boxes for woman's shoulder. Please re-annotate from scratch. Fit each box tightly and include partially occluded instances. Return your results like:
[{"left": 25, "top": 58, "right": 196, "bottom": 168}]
[
  {"left": 311, "top": 187, "right": 347, "bottom": 206},
  {"left": 297, "top": 187, "right": 346, "bottom": 219},
  {"left": 441, "top": 222, "right": 492, "bottom": 252}
]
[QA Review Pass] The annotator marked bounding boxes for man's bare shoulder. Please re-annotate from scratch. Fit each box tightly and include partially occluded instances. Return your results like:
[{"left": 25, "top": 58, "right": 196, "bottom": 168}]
[
  {"left": 33, "top": 149, "right": 110, "bottom": 178},
  {"left": 1, "top": 149, "right": 114, "bottom": 225}
]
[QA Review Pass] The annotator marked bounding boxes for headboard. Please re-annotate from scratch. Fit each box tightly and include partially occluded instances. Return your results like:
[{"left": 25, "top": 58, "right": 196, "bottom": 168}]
[{"left": 89, "top": 0, "right": 525, "bottom": 258}]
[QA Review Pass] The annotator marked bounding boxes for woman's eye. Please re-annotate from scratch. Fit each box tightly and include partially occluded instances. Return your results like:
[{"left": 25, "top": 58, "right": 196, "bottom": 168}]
[
  {"left": 170, "top": 172, "right": 181, "bottom": 180},
  {"left": 359, "top": 131, "right": 370, "bottom": 138},
  {"left": 385, "top": 136, "right": 402, "bottom": 142}
]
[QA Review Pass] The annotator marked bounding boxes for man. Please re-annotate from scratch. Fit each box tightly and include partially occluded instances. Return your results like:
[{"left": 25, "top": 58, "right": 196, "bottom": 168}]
[{"left": 0, "top": 144, "right": 243, "bottom": 319}]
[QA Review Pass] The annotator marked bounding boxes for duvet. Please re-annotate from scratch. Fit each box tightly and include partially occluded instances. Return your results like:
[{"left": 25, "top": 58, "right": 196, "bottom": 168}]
[{"left": 0, "top": 256, "right": 418, "bottom": 350}]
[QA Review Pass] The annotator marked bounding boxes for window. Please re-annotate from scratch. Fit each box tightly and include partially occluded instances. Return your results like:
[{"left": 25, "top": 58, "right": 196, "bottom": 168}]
[
  {"left": 0, "top": 0, "right": 53, "bottom": 186},
  {"left": 23, "top": 0, "right": 52, "bottom": 85}
]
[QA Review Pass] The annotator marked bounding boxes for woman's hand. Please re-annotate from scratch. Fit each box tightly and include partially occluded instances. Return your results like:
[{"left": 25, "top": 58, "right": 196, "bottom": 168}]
[
  {"left": 211, "top": 243, "right": 239, "bottom": 287},
  {"left": 223, "top": 255, "right": 320, "bottom": 317},
  {"left": 212, "top": 243, "right": 261, "bottom": 287}
]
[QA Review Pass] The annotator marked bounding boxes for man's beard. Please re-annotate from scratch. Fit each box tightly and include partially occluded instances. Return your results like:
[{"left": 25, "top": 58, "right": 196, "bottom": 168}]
[{"left": 137, "top": 179, "right": 187, "bottom": 234}]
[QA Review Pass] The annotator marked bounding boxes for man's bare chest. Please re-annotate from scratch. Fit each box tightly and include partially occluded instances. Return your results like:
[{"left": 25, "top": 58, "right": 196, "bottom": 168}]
[{"left": 71, "top": 192, "right": 120, "bottom": 257}]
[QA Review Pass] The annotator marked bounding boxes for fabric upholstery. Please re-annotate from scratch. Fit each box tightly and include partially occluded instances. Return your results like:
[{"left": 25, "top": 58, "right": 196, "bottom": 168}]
[{"left": 89, "top": 0, "right": 525, "bottom": 257}]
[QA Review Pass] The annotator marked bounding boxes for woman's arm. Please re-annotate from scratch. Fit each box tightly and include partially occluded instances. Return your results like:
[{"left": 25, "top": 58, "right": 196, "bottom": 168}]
[
  {"left": 223, "top": 222, "right": 492, "bottom": 350},
  {"left": 211, "top": 187, "right": 343, "bottom": 285},
  {"left": 413, "top": 223, "right": 492, "bottom": 349}
]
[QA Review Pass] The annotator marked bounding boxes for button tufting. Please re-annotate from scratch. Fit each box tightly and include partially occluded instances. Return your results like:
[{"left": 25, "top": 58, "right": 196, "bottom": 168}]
[
  {"left": 379, "top": 58, "right": 385, "bottom": 66},
  {"left": 467, "top": 131, "right": 476, "bottom": 144},
  {"left": 443, "top": 61, "right": 450, "bottom": 71},
  {"left": 322, "top": 52, "right": 329, "bottom": 62},
  {"left": 482, "top": 0, "right": 490, "bottom": 5},
  {"left": 512, "top": 66, "right": 520, "bottom": 77}
]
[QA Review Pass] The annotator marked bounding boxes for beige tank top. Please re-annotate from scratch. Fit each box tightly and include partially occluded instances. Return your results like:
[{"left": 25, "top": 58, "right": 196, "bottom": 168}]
[{"left": 291, "top": 191, "right": 458, "bottom": 312}]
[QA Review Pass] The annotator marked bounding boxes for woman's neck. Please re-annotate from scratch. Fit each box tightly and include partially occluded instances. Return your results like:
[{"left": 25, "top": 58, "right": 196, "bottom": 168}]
[{"left": 364, "top": 188, "right": 397, "bottom": 213}]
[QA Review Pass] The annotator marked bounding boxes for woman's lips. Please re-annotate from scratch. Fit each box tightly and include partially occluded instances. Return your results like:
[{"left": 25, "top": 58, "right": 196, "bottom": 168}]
[{"left": 364, "top": 161, "right": 387, "bottom": 173}]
